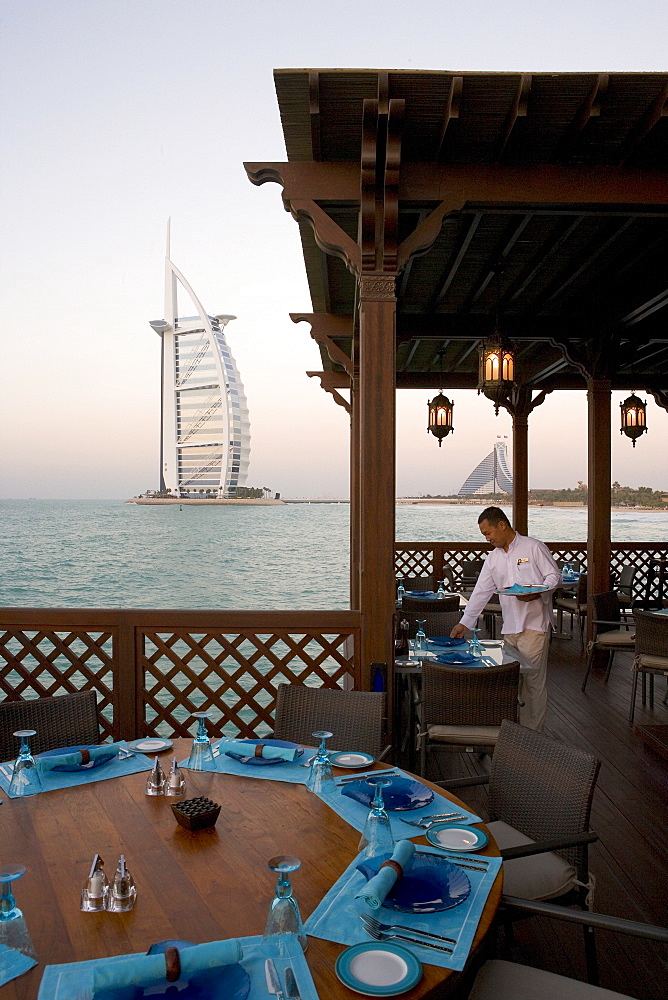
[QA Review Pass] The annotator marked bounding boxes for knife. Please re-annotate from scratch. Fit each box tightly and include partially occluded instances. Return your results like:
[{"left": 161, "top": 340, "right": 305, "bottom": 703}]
[
  {"left": 284, "top": 967, "right": 301, "bottom": 1000},
  {"left": 265, "top": 958, "right": 285, "bottom": 1000}
]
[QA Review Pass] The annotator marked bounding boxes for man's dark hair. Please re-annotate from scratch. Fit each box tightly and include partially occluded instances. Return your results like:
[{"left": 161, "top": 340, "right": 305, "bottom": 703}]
[{"left": 478, "top": 506, "right": 512, "bottom": 528}]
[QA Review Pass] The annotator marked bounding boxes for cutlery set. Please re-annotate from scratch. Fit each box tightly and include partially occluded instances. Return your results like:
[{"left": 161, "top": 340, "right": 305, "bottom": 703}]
[
  {"left": 266, "top": 958, "right": 301, "bottom": 1000},
  {"left": 360, "top": 913, "right": 454, "bottom": 954}
]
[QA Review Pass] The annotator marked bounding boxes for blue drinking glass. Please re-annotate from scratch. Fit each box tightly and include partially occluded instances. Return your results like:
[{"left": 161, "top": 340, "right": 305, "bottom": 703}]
[
  {"left": 306, "top": 730, "right": 335, "bottom": 795},
  {"left": 358, "top": 776, "right": 394, "bottom": 859},
  {"left": 186, "top": 712, "right": 215, "bottom": 770},
  {"left": 263, "top": 855, "right": 307, "bottom": 954},
  {"left": 415, "top": 621, "right": 427, "bottom": 655},
  {"left": 0, "top": 864, "right": 37, "bottom": 973},
  {"left": 8, "top": 731, "right": 42, "bottom": 797},
  {"left": 468, "top": 628, "right": 483, "bottom": 660}
]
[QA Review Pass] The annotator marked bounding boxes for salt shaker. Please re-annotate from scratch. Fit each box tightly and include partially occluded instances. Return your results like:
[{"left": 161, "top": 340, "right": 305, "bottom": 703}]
[
  {"left": 145, "top": 755, "right": 165, "bottom": 796},
  {"left": 107, "top": 854, "right": 136, "bottom": 912},
  {"left": 163, "top": 755, "right": 186, "bottom": 796},
  {"left": 81, "top": 854, "right": 108, "bottom": 912}
]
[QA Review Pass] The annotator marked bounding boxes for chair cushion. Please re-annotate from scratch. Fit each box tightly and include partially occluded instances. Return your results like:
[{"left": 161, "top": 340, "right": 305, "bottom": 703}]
[
  {"left": 469, "top": 960, "right": 632, "bottom": 1000},
  {"left": 487, "top": 820, "right": 577, "bottom": 900},
  {"left": 555, "top": 597, "right": 577, "bottom": 611},
  {"left": 595, "top": 630, "right": 636, "bottom": 646},
  {"left": 426, "top": 724, "right": 501, "bottom": 745},
  {"left": 636, "top": 654, "right": 668, "bottom": 671}
]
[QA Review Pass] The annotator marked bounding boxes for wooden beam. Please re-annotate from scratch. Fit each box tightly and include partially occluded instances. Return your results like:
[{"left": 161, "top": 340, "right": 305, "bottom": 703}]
[
  {"left": 618, "top": 81, "right": 668, "bottom": 165},
  {"left": 554, "top": 74, "right": 609, "bottom": 161},
  {"left": 587, "top": 378, "right": 612, "bottom": 629},
  {"left": 497, "top": 74, "right": 532, "bottom": 160},
  {"left": 436, "top": 75, "right": 463, "bottom": 161},
  {"left": 308, "top": 71, "right": 321, "bottom": 160},
  {"left": 431, "top": 213, "right": 482, "bottom": 307}
]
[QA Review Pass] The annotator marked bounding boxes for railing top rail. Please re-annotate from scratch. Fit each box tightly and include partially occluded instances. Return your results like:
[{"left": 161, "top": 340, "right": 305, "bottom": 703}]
[{"left": 0, "top": 607, "right": 362, "bottom": 628}]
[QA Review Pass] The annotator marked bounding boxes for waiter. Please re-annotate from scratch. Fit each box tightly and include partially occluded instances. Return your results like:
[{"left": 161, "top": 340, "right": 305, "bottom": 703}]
[{"left": 451, "top": 506, "right": 560, "bottom": 731}]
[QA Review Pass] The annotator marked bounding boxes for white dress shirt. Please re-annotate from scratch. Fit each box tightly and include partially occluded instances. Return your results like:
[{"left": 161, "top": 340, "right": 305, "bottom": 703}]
[{"left": 460, "top": 533, "right": 561, "bottom": 634}]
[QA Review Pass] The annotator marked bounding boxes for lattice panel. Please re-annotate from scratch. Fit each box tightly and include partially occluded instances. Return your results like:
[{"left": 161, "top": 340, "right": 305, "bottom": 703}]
[
  {"left": 395, "top": 549, "right": 434, "bottom": 579},
  {"left": 140, "top": 629, "right": 359, "bottom": 739},
  {"left": 0, "top": 629, "right": 115, "bottom": 740}
]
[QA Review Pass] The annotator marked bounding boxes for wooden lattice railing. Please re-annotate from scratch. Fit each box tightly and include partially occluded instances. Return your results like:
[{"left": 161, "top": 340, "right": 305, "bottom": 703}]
[
  {"left": 0, "top": 609, "right": 362, "bottom": 741},
  {"left": 395, "top": 542, "right": 668, "bottom": 604}
]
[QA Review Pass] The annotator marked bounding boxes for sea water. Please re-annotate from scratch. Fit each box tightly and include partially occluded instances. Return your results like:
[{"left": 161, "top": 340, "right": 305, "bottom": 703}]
[{"left": 0, "top": 499, "right": 665, "bottom": 610}]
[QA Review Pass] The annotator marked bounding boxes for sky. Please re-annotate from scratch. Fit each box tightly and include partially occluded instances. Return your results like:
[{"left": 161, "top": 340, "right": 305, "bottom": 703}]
[{"left": 1, "top": 0, "right": 667, "bottom": 499}]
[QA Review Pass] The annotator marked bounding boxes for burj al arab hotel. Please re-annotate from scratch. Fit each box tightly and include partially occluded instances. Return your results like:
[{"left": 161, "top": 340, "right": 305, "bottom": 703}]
[{"left": 149, "top": 232, "right": 250, "bottom": 498}]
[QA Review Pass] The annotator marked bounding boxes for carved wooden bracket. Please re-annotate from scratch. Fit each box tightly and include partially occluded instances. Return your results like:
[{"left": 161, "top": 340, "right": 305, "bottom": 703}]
[
  {"left": 290, "top": 314, "right": 353, "bottom": 376},
  {"left": 307, "top": 372, "right": 351, "bottom": 415},
  {"left": 648, "top": 389, "right": 668, "bottom": 413},
  {"left": 499, "top": 385, "right": 553, "bottom": 419},
  {"left": 361, "top": 98, "right": 405, "bottom": 274}
]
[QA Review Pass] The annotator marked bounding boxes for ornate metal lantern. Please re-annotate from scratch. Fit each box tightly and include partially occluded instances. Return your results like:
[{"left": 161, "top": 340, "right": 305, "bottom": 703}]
[
  {"left": 620, "top": 393, "right": 647, "bottom": 447},
  {"left": 478, "top": 331, "right": 515, "bottom": 414},
  {"left": 427, "top": 392, "right": 454, "bottom": 447}
]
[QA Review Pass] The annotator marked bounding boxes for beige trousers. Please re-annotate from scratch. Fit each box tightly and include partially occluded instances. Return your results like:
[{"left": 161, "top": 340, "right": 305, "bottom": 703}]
[{"left": 502, "top": 628, "right": 551, "bottom": 731}]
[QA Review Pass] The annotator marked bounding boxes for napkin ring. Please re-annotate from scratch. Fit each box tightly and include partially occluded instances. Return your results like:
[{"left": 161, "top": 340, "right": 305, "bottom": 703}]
[
  {"left": 78, "top": 748, "right": 91, "bottom": 765},
  {"left": 380, "top": 860, "right": 403, "bottom": 879},
  {"left": 254, "top": 743, "right": 265, "bottom": 758},
  {"left": 165, "top": 946, "right": 181, "bottom": 982}
]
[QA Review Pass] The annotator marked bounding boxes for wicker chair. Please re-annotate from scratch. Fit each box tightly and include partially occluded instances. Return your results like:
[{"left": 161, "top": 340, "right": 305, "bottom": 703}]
[
  {"left": 400, "top": 609, "right": 461, "bottom": 639},
  {"left": 417, "top": 661, "right": 520, "bottom": 775},
  {"left": 399, "top": 574, "right": 435, "bottom": 592},
  {"left": 615, "top": 564, "right": 637, "bottom": 613},
  {"left": 401, "top": 594, "right": 460, "bottom": 613},
  {"left": 272, "top": 684, "right": 390, "bottom": 759},
  {"left": 0, "top": 691, "right": 100, "bottom": 760},
  {"left": 581, "top": 591, "right": 635, "bottom": 692},
  {"left": 555, "top": 573, "right": 588, "bottom": 648},
  {"left": 460, "top": 558, "right": 484, "bottom": 590},
  {"left": 629, "top": 610, "right": 668, "bottom": 725},
  {"left": 438, "top": 720, "right": 601, "bottom": 975},
  {"left": 468, "top": 898, "right": 668, "bottom": 997}
]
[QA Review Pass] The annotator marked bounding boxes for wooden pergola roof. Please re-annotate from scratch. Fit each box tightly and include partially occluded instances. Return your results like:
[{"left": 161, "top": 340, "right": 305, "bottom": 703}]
[{"left": 260, "top": 69, "right": 668, "bottom": 397}]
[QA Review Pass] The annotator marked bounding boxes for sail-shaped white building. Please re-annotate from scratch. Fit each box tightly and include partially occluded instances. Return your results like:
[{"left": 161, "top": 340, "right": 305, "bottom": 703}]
[
  {"left": 149, "top": 230, "right": 250, "bottom": 497},
  {"left": 458, "top": 437, "right": 513, "bottom": 496}
]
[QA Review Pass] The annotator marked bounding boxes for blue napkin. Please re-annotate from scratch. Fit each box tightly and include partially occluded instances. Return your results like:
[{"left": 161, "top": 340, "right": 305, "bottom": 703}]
[
  {"left": 37, "top": 743, "right": 125, "bottom": 771},
  {"left": 92, "top": 938, "right": 242, "bottom": 995},
  {"left": 434, "top": 652, "right": 481, "bottom": 665},
  {"left": 354, "top": 840, "right": 415, "bottom": 908},
  {"left": 0, "top": 943, "right": 38, "bottom": 988},
  {"left": 218, "top": 739, "right": 300, "bottom": 762}
]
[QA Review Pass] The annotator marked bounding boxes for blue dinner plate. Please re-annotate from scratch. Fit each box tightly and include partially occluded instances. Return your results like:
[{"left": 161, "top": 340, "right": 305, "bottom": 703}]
[
  {"left": 404, "top": 590, "right": 434, "bottom": 597},
  {"left": 38, "top": 745, "right": 117, "bottom": 772},
  {"left": 341, "top": 774, "right": 434, "bottom": 811},
  {"left": 496, "top": 584, "right": 549, "bottom": 595},
  {"left": 224, "top": 738, "right": 304, "bottom": 766},
  {"left": 425, "top": 824, "right": 489, "bottom": 852},
  {"left": 434, "top": 652, "right": 482, "bottom": 666},
  {"left": 93, "top": 940, "right": 251, "bottom": 1000},
  {"left": 357, "top": 852, "right": 471, "bottom": 913},
  {"left": 426, "top": 636, "right": 467, "bottom": 648},
  {"left": 336, "top": 941, "right": 422, "bottom": 996}
]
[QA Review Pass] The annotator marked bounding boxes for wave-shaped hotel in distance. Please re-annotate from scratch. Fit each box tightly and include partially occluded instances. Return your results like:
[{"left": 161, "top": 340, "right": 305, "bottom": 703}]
[
  {"left": 458, "top": 437, "right": 513, "bottom": 496},
  {"left": 148, "top": 229, "right": 250, "bottom": 498}
]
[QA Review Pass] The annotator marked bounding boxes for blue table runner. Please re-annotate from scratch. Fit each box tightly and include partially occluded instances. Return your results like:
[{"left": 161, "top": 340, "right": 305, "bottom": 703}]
[
  {"left": 0, "top": 745, "right": 154, "bottom": 798},
  {"left": 179, "top": 742, "right": 319, "bottom": 783}
]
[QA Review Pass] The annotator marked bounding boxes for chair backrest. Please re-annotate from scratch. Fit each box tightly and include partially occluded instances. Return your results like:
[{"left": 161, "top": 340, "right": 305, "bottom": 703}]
[
  {"left": 0, "top": 691, "right": 100, "bottom": 761},
  {"left": 273, "top": 684, "right": 386, "bottom": 757},
  {"left": 590, "top": 591, "right": 622, "bottom": 633},
  {"left": 576, "top": 572, "right": 588, "bottom": 605},
  {"left": 632, "top": 610, "right": 668, "bottom": 657},
  {"left": 421, "top": 661, "right": 520, "bottom": 728},
  {"left": 401, "top": 609, "right": 461, "bottom": 638},
  {"left": 488, "top": 720, "right": 600, "bottom": 879},
  {"left": 400, "top": 575, "right": 435, "bottom": 592},
  {"left": 616, "top": 564, "right": 636, "bottom": 599},
  {"left": 401, "top": 594, "right": 459, "bottom": 613},
  {"left": 440, "top": 567, "right": 456, "bottom": 590},
  {"left": 460, "top": 559, "right": 484, "bottom": 585}
]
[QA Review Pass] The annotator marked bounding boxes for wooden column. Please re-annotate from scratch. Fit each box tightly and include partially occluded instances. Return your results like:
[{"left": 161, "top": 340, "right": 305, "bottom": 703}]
[
  {"left": 512, "top": 410, "right": 529, "bottom": 535},
  {"left": 358, "top": 275, "right": 397, "bottom": 686},
  {"left": 350, "top": 331, "right": 361, "bottom": 610},
  {"left": 587, "top": 378, "right": 612, "bottom": 617}
]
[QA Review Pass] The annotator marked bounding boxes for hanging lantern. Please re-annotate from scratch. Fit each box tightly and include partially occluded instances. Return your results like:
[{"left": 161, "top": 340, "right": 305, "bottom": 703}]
[
  {"left": 478, "top": 331, "right": 515, "bottom": 414},
  {"left": 620, "top": 392, "right": 647, "bottom": 447},
  {"left": 427, "top": 392, "right": 454, "bottom": 447}
]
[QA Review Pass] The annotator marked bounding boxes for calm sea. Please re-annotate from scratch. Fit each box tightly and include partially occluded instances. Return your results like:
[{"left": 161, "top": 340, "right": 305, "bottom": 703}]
[{"left": 1, "top": 499, "right": 666, "bottom": 610}]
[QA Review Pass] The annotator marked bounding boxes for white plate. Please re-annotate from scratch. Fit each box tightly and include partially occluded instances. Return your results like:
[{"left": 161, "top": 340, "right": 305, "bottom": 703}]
[
  {"left": 426, "top": 824, "right": 489, "bottom": 852},
  {"left": 128, "top": 738, "right": 173, "bottom": 753},
  {"left": 335, "top": 942, "right": 422, "bottom": 996},
  {"left": 330, "top": 751, "right": 375, "bottom": 768}
]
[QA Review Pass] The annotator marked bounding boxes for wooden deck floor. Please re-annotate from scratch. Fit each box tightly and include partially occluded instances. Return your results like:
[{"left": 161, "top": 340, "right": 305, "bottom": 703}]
[{"left": 408, "top": 631, "right": 668, "bottom": 1000}]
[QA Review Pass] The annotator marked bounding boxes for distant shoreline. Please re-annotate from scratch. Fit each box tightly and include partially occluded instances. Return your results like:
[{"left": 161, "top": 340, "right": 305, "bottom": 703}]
[
  {"left": 397, "top": 499, "right": 668, "bottom": 512},
  {"left": 125, "top": 497, "right": 668, "bottom": 512}
]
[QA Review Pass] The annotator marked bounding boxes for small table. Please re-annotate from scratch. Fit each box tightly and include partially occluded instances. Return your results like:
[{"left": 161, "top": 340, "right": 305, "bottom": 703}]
[{"left": 2, "top": 740, "right": 501, "bottom": 999}]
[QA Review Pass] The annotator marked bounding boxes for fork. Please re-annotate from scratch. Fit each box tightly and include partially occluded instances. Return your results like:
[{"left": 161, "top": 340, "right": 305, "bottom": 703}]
[
  {"left": 360, "top": 912, "right": 456, "bottom": 945},
  {"left": 363, "top": 922, "right": 453, "bottom": 953}
]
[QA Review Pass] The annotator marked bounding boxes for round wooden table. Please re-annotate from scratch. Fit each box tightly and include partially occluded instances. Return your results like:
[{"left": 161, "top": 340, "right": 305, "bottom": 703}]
[{"left": 2, "top": 741, "right": 501, "bottom": 998}]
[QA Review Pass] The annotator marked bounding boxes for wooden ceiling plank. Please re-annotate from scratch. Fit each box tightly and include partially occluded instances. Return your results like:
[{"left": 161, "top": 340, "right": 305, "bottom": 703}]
[
  {"left": 622, "top": 287, "right": 668, "bottom": 326},
  {"left": 436, "top": 76, "right": 463, "bottom": 162},
  {"left": 400, "top": 337, "right": 422, "bottom": 373},
  {"left": 540, "top": 217, "right": 636, "bottom": 307},
  {"left": 506, "top": 217, "right": 583, "bottom": 305},
  {"left": 431, "top": 213, "right": 482, "bottom": 307},
  {"left": 467, "top": 214, "right": 534, "bottom": 308},
  {"left": 618, "top": 81, "right": 668, "bottom": 165}
]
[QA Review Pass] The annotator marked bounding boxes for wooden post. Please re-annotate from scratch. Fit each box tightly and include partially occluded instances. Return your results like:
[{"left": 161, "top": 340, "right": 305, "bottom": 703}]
[
  {"left": 350, "top": 331, "right": 361, "bottom": 610},
  {"left": 513, "top": 410, "right": 529, "bottom": 535},
  {"left": 587, "top": 377, "right": 612, "bottom": 632},
  {"left": 358, "top": 274, "right": 397, "bottom": 688}
]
